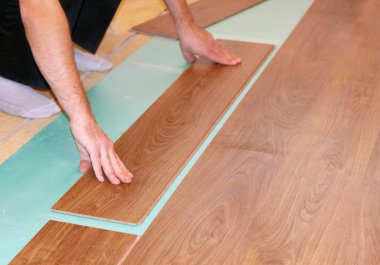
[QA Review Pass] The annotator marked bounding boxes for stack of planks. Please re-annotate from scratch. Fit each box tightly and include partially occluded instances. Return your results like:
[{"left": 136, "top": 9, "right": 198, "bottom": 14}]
[{"left": 11, "top": 0, "right": 380, "bottom": 263}]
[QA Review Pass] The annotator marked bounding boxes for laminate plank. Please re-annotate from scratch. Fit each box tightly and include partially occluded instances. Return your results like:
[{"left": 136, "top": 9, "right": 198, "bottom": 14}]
[
  {"left": 132, "top": 0, "right": 265, "bottom": 39},
  {"left": 360, "top": 132, "right": 380, "bottom": 265},
  {"left": 10, "top": 221, "right": 137, "bottom": 265},
  {"left": 123, "top": 0, "right": 380, "bottom": 263},
  {"left": 52, "top": 40, "right": 273, "bottom": 224}
]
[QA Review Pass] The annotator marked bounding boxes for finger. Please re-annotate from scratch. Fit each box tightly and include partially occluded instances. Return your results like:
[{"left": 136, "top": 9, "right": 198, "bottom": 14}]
[
  {"left": 75, "top": 140, "right": 92, "bottom": 173},
  {"left": 117, "top": 155, "right": 134, "bottom": 180},
  {"left": 89, "top": 149, "right": 104, "bottom": 182},
  {"left": 206, "top": 47, "right": 232, "bottom": 65},
  {"left": 216, "top": 43, "right": 242, "bottom": 64},
  {"left": 208, "top": 45, "right": 242, "bottom": 65},
  {"left": 224, "top": 48, "right": 242, "bottom": 64},
  {"left": 108, "top": 148, "right": 133, "bottom": 183},
  {"left": 222, "top": 49, "right": 242, "bottom": 64},
  {"left": 79, "top": 159, "right": 91, "bottom": 173},
  {"left": 213, "top": 48, "right": 239, "bottom": 65},
  {"left": 100, "top": 145, "right": 120, "bottom": 185}
]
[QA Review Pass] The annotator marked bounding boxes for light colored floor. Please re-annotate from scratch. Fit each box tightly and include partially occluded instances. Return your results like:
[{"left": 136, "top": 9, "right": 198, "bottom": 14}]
[{"left": 0, "top": 0, "right": 169, "bottom": 164}]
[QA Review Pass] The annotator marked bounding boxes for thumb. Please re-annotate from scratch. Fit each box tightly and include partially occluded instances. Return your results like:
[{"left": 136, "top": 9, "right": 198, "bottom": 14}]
[
  {"left": 75, "top": 140, "right": 92, "bottom": 173},
  {"left": 183, "top": 51, "right": 197, "bottom": 63},
  {"left": 181, "top": 44, "right": 197, "bottom": 63}
]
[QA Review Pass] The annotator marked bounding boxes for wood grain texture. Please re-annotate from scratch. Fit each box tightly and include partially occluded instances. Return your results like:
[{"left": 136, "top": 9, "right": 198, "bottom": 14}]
[
  {"left": 132, "top": 0, "right": 265, "bottom": 39},
  {"left": 10, "top": 221, "right": 137, "bottom": 265},
  {"left": 360, "top": 132, "right": 380, "bottom": 265},
  {"left": 124, "top": 0, "right": 380, "bottom": 264},
  {"left": 52, "top": 40, "right": 273, "bottom": 224}
]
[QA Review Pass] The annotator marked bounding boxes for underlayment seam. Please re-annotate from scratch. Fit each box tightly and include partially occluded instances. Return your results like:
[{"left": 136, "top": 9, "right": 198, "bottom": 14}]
[{"left": 0, "top": 119, "right": 31, "bottom": 146}]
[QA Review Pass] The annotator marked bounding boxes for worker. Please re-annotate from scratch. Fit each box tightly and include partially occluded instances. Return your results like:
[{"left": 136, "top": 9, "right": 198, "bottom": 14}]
[{"left": 0, "top": 0, "right": 241, "bottom": 184}]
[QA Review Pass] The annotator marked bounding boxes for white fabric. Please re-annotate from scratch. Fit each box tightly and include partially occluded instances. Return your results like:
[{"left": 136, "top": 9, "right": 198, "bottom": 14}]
[
  {"left": 74, "top": 49, "right": 113, "bottom": 72},
  {"left": 0, "top": 76, "right": 60, "bottom": 119}
]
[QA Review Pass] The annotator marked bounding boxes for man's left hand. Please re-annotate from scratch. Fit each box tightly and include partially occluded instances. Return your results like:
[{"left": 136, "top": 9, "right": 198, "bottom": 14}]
[{"left": 178, "top": 24, "right": 242, "bottom": 65}]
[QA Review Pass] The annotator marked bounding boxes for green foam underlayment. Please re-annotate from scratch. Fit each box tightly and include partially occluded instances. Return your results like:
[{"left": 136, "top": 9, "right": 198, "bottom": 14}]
[{"left": 0, "top": 0, "right": 313, "bottom": 263}]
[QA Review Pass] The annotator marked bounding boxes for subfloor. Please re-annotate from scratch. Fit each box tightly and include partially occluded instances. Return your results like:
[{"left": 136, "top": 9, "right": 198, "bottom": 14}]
[{"left": 0, "top": 0, "right": 313, "bottom": 263}]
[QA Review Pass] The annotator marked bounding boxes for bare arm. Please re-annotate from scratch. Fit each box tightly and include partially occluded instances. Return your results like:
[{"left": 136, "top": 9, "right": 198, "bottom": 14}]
[
  {"left": 163, "top": 0, "right": 241, "bottom": 65},
  {"left": 20, "top": 0, "right": 90, "bottom": 121},
  {"left": 163, "top": 0, "right": 194, "bottom": 30},
  {"left": 20, "top": 0, "right": 133, "bottom": 184}
]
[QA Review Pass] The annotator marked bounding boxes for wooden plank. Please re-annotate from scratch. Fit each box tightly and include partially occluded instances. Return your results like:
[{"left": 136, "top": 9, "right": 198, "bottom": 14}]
[
  {"left": 123, "top": 0, "right": 380, "bottom": 263},
  {"left": 10, "top": 221, "right": 137, "bottom": 265},
  {"left": 132, "top": 0, "right": 265, "bottom": 39},
  {"left": 52, "top": 40, "right": 273, "bottom": 224},
  {"left": 360, "top": 132, "right": 380, "bottom": 265}
]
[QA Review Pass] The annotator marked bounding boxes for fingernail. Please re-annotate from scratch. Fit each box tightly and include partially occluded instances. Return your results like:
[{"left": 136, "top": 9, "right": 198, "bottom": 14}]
[
  {"left": 113, "top": 180, "right": 120, "bottom": 185},
  {"left": 99, "top": 176, "right": 104, "bottom": 182},
  {"left": 122, "top": 177, "right": 130, "bottom": 183}
]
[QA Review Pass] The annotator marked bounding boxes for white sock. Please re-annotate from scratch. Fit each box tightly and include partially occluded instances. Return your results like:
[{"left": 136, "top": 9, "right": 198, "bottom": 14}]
[
  {"left": 74, "top": 48, "right": 113, "bottom": 72},
  {"left": 0, "top": 76, "right": 60, "bottom": 119}
]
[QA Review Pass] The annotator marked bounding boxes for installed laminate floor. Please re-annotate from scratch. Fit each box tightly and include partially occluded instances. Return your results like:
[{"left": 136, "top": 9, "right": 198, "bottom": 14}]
[
  {"left": 52, "top": 40, "right": 273, "bottom": 224},
  {"left": 123, "top": 0, "right": 380, "bottom": 264},
  {"left": 132, "top": 0, "right": 264, "bottom": 39},
  {"left": 10, "top": 221, "right": 137, "bottom": 265}
]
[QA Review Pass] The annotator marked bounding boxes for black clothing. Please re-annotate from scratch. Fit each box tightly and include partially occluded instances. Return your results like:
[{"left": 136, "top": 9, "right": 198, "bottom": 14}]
[{"left": 0, "top": 0, "right": 121, "bottom": 89}]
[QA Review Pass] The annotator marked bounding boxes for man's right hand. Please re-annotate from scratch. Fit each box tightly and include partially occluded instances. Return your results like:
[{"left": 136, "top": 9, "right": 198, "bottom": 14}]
[
  {"left": 20, "top": 0, "right": 133, "bottom": 185},
  {"left": 70, "top": 117, "right": 133, "bottom": 185}
]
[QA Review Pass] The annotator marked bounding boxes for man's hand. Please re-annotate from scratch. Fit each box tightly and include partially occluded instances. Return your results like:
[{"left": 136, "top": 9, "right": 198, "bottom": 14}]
[
  {"left": 163, "top": 0, "right": 241, "bottom": 65},
  {"left": 178, "top": 24, "right": 242, "bottom": 65},
  {"left": 70, "top": 117, "right": 133, "bottom": 185}
]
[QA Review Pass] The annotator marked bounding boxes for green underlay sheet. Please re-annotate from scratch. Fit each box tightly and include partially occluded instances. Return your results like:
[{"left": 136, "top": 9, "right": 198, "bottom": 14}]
[{"left": 0, "top": 0, "right": 313, "bottom": 263}]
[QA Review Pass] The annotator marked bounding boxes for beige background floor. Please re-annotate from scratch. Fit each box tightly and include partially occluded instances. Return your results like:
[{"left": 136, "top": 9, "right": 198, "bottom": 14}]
[{"left": 0, "top": 0, "right": 197, "bottom": 164}]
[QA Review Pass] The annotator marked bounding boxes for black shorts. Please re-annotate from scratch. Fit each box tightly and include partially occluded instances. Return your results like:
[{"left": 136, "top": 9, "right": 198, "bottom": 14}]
[{"left": 0, "top": 0, "right": 121, "bottom": 89}]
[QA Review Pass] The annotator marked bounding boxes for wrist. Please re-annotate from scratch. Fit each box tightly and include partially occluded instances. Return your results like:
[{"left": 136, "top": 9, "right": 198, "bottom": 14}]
[
  {"left": 65, "top": 90, "right": 95, "bottom": 125},
  {"left": 177, "top": 19, "right": 196, "bottom": 36},
  {"left": 69, "top": 109, "right": 96, "bottom": 127}
]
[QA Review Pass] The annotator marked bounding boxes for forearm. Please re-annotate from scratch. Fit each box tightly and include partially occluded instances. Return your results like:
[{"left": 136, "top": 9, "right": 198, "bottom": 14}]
[
  {"left": 19, "top": 0, "right": 134, "bottom": 184},
  {"left": 20, "top": 0, "right": 93, "bottom": 123},
  {"left": 163, "top": 0, "right": 195, "bottom": 33}
]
